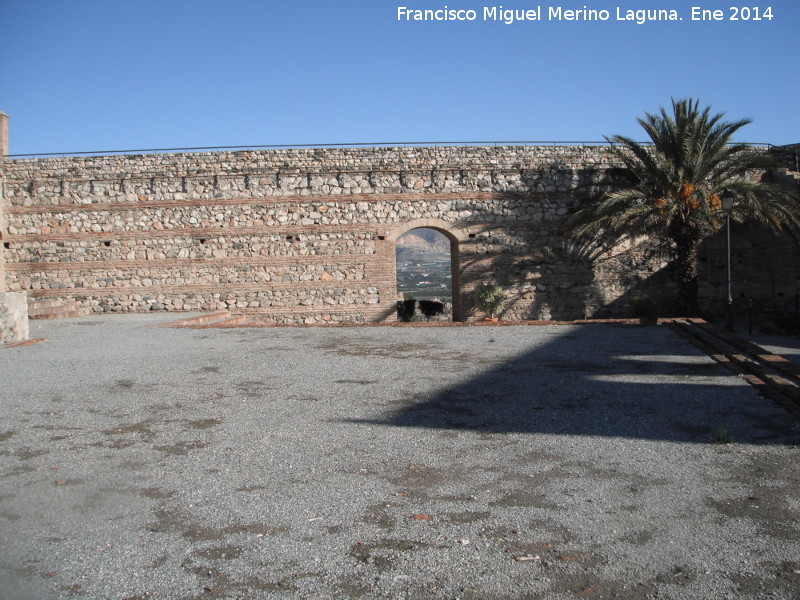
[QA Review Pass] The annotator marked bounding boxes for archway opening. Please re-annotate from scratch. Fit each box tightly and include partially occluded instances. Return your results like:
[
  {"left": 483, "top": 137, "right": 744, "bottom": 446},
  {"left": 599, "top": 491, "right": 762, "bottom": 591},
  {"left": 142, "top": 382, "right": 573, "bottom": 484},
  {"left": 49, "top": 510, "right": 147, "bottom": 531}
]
[{"left": 395, "top": 227, "right": 458, "bottom": 321}]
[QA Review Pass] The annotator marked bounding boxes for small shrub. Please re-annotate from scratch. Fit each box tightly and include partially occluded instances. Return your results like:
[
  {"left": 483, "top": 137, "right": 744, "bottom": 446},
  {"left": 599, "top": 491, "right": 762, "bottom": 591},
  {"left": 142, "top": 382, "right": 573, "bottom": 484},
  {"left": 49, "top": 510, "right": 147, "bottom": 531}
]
[
  {"left": 713, "top": 427, "right": 731, "bottom": 444},
  {"left": 474, "top": 283, "right": 505, "bottom": 318}
]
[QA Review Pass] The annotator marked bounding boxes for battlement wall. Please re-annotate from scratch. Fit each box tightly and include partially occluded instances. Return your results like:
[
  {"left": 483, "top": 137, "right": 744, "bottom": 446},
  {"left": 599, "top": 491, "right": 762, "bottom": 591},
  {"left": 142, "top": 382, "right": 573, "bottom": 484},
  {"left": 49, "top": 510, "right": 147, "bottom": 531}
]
[{"left": 1, "top": 143, "right": 796, "bottom": 324}]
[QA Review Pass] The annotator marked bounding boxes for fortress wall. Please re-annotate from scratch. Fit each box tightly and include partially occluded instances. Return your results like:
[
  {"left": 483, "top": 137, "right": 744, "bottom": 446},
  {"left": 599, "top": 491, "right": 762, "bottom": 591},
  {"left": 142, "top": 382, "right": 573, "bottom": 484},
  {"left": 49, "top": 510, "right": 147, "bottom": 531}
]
[
  {"left": 771, "top": 144, "right": 800, "bottom": 172},
  {"left": 2, "top": 145, "right": 637, "bottom": 322},
  {"left": 0, "top": 112, "right": 8, "bottom": 293},
  {"left": 3, "top": 143, "right": 792, "bottom": 323}
]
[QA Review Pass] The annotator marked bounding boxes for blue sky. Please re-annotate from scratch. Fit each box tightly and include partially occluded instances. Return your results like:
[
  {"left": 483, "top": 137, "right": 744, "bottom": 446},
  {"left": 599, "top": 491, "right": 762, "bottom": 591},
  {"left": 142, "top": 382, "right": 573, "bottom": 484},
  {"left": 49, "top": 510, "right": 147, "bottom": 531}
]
[{"left": 2, "top": 0, "right": 798, "bottom": 155}]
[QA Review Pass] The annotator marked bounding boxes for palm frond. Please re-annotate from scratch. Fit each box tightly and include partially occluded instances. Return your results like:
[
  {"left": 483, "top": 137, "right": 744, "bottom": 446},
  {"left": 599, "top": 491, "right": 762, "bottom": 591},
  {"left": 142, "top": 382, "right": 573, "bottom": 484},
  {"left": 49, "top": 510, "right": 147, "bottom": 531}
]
[{"left": 570, "top": 97, "right": 800, "bottom": 242}]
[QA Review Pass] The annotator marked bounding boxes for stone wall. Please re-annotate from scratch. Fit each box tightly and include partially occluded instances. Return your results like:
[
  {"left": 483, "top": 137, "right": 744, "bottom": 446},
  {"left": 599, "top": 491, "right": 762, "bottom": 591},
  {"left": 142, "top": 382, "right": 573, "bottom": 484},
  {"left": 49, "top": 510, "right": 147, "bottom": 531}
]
[
  {"left": 771, "top": 144, "right": 800, "bottom": 172},
  {"left": 0, "top": 113, "right": 8, "bottom": 294},
  {"left": 0, "top": 144, "right": 797, "bottom": 324},
  {"left": 1, "top": 146, "right": 621, "bottom": 323}
]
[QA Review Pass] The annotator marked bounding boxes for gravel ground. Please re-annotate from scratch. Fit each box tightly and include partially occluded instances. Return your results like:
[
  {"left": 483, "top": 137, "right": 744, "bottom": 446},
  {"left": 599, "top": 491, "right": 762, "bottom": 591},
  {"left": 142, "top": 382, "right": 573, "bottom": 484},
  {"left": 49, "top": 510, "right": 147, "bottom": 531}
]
[{"left": 1, "top": 313, "right": 799, "bottom": 600}]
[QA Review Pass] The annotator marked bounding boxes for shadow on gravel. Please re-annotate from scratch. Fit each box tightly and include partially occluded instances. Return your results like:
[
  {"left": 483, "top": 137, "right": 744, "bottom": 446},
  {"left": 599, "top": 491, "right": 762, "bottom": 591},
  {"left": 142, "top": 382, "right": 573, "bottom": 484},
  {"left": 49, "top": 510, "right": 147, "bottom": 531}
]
[{"left": 345, "top": 325, "right": 800, "bottom": 446}]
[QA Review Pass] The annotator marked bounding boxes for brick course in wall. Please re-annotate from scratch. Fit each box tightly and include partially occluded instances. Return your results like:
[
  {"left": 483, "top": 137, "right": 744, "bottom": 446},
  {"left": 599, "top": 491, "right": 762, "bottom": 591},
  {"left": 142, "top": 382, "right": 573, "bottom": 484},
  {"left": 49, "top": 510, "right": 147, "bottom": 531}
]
[{"left": 1, "top": 145, "right": 797, "bottom": 323}]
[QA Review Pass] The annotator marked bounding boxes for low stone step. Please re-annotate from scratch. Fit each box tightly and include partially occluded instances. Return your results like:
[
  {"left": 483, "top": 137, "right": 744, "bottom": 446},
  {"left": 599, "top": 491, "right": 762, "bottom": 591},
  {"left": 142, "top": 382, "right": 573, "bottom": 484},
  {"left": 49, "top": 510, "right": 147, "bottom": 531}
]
[
  {"left": 30, "top": 310, "right": 90, "bottom": 321},
  {"left": 199, "top": 315, "right": 253, "bottom": 328},
  {"left": 166, "top": 311, "right": 233, "bottom": 328},
  {"left": 29, "top": 299, "right": 68, "bottom": 310},
  {"left": 28, "top": 298, "right": 91, "bottom": 320}
]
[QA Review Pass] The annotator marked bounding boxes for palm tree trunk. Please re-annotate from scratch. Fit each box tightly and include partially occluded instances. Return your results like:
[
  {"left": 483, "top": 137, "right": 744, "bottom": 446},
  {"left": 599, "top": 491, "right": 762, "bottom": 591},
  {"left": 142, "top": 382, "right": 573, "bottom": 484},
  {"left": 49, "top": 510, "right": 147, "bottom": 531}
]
[{"left": 670, "top": 224, "right": 702, "bottom": 316}]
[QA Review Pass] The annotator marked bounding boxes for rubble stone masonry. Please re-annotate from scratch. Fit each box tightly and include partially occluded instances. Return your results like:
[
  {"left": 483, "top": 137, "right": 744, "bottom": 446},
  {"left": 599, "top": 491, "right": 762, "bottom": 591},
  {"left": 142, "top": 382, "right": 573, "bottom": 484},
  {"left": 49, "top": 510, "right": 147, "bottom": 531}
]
[{"left": 1, "top": 144, "right": 797, "bottom": 323}]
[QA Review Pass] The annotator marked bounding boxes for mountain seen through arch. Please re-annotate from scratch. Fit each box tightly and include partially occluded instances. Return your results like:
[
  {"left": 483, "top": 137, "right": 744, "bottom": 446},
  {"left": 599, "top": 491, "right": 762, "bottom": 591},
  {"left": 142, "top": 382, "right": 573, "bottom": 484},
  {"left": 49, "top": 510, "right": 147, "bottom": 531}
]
[{"left": 395, "top": 228, "right": 452, "bottom": 306}]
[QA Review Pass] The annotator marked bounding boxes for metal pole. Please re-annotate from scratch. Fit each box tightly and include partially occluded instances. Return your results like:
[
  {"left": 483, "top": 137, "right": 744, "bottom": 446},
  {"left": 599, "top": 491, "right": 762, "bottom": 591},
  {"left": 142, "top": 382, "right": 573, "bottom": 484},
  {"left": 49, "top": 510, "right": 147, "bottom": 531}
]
[{"left": 725, "top": 212, "right": 734, "bottom": 331}]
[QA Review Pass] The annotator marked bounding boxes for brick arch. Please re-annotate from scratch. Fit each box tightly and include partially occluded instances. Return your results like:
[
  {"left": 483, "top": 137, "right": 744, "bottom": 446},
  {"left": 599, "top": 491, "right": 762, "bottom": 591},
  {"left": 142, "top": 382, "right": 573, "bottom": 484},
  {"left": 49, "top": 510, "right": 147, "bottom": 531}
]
[
  {"left": 388, "top": 218, "right": 464, "bottom": 321},
  {"left": 385, "top": 218, "right": 468, "bottom": 244}
]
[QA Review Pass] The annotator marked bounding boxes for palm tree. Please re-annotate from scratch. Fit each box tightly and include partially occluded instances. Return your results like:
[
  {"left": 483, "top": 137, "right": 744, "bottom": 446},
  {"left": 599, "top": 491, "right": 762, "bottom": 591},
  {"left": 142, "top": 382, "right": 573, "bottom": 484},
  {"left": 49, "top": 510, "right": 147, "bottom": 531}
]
[{"left": 568, "top": 98, "right": 800, "bottom": 315}]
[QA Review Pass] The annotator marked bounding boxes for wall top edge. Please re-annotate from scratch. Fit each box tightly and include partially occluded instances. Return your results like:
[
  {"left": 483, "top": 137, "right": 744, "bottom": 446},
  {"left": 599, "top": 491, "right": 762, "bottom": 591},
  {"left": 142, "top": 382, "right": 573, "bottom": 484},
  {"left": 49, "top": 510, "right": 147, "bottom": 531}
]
[
  {"left": 4, "top": 141, "right": 782, "bottom": 161},
  {"left": 5, "top": 142, "right": 621, "bottom": 160},
  {"left": 0, "top": 145, "right": 624, "bottom": 179}
]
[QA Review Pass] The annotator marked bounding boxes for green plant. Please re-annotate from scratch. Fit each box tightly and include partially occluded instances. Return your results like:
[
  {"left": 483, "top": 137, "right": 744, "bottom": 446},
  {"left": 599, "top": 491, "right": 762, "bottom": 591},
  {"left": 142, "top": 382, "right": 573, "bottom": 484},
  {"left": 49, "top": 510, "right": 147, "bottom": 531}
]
[
  {"left": 567, "top": 98, "right": 800, "bottom": 316},
  {"left": 630, "top": 295, "right": 659, "bottom": 319},
  {"left": 474, "top": 283, "right": 505, "bottom": 318},
  {"left": 713, "top": 427, "right": 731, "bottom": 444}
]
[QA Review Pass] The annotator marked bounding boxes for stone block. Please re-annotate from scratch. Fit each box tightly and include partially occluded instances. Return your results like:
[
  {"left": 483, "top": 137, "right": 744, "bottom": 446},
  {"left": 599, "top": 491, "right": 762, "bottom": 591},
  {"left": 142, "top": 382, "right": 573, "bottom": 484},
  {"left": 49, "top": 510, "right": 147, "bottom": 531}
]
[{"left": 0, "top": 292, "right": 30, "bottom": 343}]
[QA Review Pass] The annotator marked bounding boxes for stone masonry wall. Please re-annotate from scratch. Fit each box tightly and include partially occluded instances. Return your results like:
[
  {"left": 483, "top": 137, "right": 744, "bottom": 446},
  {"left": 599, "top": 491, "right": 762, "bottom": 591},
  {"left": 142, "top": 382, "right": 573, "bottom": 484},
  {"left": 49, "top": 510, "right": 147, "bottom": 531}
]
[
  {"left": 1, "top": 144, "right": 796, "bottom": 323},
  {"left": 771, "top": 144, "right": 800, "bottom": 172}
]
